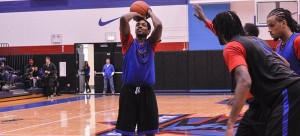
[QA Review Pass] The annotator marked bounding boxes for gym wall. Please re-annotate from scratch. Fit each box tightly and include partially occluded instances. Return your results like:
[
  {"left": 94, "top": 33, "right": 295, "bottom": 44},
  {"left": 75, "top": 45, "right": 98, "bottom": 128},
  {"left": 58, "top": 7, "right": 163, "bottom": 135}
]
[
  {"left": 0, "top": 0, "right": 188, "bottom": 51},
  {"left": 154, "top": 51, "right": 231, "bottom": 92},
  {"left": 0, "top": 0, "right": 290, "bottom": 92}
]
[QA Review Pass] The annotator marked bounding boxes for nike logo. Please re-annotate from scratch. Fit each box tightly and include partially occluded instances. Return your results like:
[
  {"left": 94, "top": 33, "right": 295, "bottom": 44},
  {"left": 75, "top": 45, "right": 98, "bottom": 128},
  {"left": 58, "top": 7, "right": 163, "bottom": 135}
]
[{"left": 99, "top": 17, "right": 120, "bottom": 26}]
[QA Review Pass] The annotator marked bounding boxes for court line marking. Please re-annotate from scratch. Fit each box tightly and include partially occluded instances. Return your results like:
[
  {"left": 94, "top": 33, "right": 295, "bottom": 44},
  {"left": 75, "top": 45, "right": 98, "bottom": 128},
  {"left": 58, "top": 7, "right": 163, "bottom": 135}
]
[
  {"left": 0, "top": 108, "right": 118, "bottom": 134},
  {"left": 0, "top": 115, "right": 17, "bottom": 119},
  {"left": 0, "top": 95, "right": 103, "bottom": 113}
]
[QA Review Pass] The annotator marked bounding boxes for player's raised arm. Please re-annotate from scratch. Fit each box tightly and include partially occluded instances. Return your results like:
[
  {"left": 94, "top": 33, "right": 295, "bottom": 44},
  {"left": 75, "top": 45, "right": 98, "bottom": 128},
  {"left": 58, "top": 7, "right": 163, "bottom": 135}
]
[
  {"left": 193, "top": 4, "right": 216, "bottom": 35},
  {"left": 120, "top": 12, "right": 144, "bottom": 36},
  {"left": 147, "top": 9, "right": 162, "bottom": 43},
  {"left": 193, "top": 4, "right": 207, "bottom": 22}
]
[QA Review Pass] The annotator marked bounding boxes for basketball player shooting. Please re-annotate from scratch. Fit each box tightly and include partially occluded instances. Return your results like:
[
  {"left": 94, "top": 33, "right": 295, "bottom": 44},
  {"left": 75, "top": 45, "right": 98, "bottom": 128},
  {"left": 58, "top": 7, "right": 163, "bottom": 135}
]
[{"left": 116, "top": 1, "right": 162, "bottom": 136}]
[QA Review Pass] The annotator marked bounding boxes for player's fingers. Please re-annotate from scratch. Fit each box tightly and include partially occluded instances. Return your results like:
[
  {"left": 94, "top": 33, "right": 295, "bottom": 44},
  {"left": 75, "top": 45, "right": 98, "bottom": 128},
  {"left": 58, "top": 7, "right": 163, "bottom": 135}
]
[
  {"left": 193, "top": 4, "right": 200, "bottom": 10},
  {"left": 193, "top": 13, "right": 200, "bottom": 19}
]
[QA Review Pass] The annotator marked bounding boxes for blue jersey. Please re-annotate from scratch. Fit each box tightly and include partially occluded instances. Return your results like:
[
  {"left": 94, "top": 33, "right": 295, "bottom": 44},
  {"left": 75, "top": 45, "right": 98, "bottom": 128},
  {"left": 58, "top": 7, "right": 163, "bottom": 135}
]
[
  {"left": 84, "top": 66, "right": 90, "bottom": 76},
  {"left": 122, "top": 39, "right": 155, "bottom": 87},
  {"left": 276, "top": 33, "right": 300, "bottom": 74}
]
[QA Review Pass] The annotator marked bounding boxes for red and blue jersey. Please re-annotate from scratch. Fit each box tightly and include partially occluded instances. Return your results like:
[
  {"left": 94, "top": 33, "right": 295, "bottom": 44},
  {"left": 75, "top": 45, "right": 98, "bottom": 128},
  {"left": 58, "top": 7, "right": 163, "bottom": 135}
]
[
  {"left": 276, "top": 33, "right": 300, "bottom": 74},
  {"left": 121, "top": 34, "right": 157, "bottom": 87}
]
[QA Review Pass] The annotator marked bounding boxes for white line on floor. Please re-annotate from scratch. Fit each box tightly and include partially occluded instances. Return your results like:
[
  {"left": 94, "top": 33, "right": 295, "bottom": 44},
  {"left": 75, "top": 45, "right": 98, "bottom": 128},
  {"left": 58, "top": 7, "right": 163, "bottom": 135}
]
[{"left": 0, "top": 108, "right": 118, "bottom": 134}]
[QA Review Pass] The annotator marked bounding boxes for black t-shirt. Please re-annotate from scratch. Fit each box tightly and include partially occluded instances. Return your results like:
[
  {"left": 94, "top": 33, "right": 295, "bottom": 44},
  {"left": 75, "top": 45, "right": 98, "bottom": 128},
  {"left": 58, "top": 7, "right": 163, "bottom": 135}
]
[
  {"left": 42, "top": 63, "right": 57, "bottom": 78},
  {"left": 32, "top": 70, "right": 39, "bottom": 77},
  {"left": 231, "top": 36, "right": 300, "bottom": 107}
]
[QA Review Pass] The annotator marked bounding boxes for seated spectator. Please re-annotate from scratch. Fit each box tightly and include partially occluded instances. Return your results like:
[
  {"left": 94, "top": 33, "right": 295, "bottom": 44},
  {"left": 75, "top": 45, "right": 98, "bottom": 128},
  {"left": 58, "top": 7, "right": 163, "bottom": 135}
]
[
  {"left": 32, "top": 67, "right": 40, "bottom": 88},
  {"left": 0, "top": 58, "right": 6, "bottom": 62},
  {"left": 24, "top": 59, "right": 34, "bottom": 74},
  {"left": 23, "top": 66, "right": 33, "bottom": 88},
  {"left": 0, "top": 62, "right": 17, "bottom": 86}
]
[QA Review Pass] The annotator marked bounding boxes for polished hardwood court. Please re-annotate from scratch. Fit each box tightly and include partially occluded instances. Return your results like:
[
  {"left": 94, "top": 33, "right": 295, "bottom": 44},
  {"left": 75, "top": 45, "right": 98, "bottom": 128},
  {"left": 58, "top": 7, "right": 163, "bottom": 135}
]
[{"left": 0, "top": 94, "right": 248, "bottom": 136}]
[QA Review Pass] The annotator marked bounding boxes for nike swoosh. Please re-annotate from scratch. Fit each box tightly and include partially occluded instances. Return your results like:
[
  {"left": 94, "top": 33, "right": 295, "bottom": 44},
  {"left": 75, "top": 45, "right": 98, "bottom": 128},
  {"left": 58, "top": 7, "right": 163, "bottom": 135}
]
[{"left": 99, "top": 17, "right": 120, "bottom": 26}]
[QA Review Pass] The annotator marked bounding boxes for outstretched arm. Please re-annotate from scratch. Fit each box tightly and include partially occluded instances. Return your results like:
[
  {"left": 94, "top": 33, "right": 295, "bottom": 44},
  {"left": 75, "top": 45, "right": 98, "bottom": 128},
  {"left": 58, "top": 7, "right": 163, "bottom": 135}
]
[
  {"left": 147, "top": 9, "right": 163, "bottom": 44},
  {"left": 193, "top": 4, "right": 216, "bottom": 35},
  {"left": 120, "top": 12, "right": 144, "bottom": 36},
  {"left": 193, "top": 4, "right": 207, "bottom": 22}
]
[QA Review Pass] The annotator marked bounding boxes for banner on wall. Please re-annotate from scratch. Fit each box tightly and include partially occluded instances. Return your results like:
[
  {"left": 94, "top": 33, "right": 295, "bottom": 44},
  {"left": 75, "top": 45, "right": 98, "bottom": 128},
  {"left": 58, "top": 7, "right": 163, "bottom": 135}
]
[{"left": 59, "top": 62, "right": 66, "bottom": 77}]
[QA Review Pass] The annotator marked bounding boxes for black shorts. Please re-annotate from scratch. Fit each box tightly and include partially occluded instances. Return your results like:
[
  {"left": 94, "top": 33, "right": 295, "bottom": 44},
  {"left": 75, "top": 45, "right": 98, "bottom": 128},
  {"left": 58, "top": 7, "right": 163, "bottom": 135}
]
[
  {"left": 116, "top": 84, "right": 159, "bottom": 135},
  {"left": 236, "top": 97, "right": 269, "bottom": 136},
  {"left": 267, "top": 80, "right": 300, "bottom": 136}
]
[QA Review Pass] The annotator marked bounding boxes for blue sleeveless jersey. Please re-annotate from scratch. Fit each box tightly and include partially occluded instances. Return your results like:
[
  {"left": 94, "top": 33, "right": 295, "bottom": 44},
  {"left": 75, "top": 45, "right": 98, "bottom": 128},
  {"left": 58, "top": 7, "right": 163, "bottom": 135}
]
[
  {"left": 122, "top": 39, "right": 155, "bottom": 87},
  {"left": 276, "top": 33, "right": 300, "bottom": 74}
]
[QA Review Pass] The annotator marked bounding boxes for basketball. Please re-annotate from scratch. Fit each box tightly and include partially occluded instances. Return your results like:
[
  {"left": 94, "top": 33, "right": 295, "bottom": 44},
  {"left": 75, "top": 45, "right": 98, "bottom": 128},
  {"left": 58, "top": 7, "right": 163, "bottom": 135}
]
[{"left": 130, "top": 1, "right": 150, "bottom": 17}]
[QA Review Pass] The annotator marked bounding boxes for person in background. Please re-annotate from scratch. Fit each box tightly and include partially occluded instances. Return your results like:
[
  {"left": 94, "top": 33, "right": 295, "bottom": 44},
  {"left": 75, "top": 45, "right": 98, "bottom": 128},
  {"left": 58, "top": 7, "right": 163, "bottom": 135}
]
[
  {"left": 0, "top": 62, "right": 16, "bottom": 87},
  {"left": 244, "top": 23, "right": 259, "bottom": 37},
  {"left": 102, "top": 58, "right": 115, "bottom": 95},
  {"left": 32, "top": 67, "right": 40, "bottom": 88},
  {"left": 53, "top": 74, "right": 61, "bottom": 96},
  {"left": 28, "top": 67, "right": 34, "bottom": 88},
  {"left": 0, "top": 58, "right": 6, "bottom": 62},
  {"left": 83, "top": 61, "right": 91, "bottom": 93},
  {"left": 267, "top": 8, "right": 300, "bottom": 74},
  {"left": 0, "top": 59, "right": 5, "bottom": 91},
  {"left": 25, "top": 59, "right": 34, "bottom": 74},
  {"left": 42, "top": 56, "right": 57, "bottom": 100}
]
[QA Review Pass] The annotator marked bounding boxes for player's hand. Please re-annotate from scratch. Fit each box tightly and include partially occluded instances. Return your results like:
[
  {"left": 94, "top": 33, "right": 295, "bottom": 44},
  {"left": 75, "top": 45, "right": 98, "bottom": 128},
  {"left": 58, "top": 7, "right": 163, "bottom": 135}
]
[
  {"left": 193, "top": 4, "right": 207, "bottom": 21},
  {"left": 133, "top": 12, "right": 145, "bottom": 21},
  {"left": 146, "top": 8, "right": 152, "bottom": 19},
  {"left": 225, "top": 123, "right": 235, "bottom": 136}
]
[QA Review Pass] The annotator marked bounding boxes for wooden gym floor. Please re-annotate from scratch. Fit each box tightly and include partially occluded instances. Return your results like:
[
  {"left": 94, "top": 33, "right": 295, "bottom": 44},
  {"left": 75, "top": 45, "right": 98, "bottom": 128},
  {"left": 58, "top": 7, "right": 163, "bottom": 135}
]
[{"left": 0, "top": 93, "right": 248, "bottom": 136}]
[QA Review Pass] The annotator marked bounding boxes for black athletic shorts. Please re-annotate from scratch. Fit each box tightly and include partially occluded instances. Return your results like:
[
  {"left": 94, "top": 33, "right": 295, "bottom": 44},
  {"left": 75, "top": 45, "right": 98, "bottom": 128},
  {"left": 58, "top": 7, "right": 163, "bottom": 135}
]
[
  {"left": 266, "top": 80, "right": 300, "bottom": 136},
  {"left": 116, "top": 84, "right": 159, "bottom": 135},
  {"left": 236, "top": 97, "right": 269, "bottom": 136}
]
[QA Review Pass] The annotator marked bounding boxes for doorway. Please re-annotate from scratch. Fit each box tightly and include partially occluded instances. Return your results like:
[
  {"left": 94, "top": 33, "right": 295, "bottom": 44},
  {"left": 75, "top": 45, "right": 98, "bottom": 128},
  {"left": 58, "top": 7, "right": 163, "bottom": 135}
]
[{"left": 74, "top": 42, "right": 122, "bottom": 94}]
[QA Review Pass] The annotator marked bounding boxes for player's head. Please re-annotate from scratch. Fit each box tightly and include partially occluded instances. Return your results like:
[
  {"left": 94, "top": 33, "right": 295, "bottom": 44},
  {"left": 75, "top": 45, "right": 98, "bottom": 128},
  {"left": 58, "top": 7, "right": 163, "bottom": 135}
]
[
  {"left": 45, "top": 56, "right": 51, "bottom": 64},
  {"left": 106, "top": 58, "right": 110, "bottom": 64},
  {"left": 0, "top": 62, "right": 4, "bottom": 67},
  {"left": 135, "top": 18, "right": 151, "bottom": 38},
  {"left": 84, "top": 61, "right": 89, "bottom": 66},
  {"left": 29, "top": 59, "right": 34, "bottom": 65},
  {"left": 244, "top": 23, "right": 259, "bottom": 37},
  {"left": 212, "top": 11, "right": 245, "bottom": 45},
  {"left": 267, "top": 8, "right": 300, "bottom": 41}
]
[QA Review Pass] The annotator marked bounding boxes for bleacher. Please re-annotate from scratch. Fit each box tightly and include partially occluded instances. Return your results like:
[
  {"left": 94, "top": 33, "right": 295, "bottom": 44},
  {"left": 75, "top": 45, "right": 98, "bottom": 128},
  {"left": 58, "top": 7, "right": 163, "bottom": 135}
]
[
  {"left": 0, "top": 43, "right": 45, "bottom": 102},
  {"left": 0, "top": 76, "right": 44, "bottom": 101}
]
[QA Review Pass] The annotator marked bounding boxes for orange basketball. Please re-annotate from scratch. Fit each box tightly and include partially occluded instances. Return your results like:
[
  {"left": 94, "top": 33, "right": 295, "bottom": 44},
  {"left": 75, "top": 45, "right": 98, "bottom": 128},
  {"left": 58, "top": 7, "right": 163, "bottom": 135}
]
[{"left": 130, "top": 1, "right": 150, "bottom": 17}]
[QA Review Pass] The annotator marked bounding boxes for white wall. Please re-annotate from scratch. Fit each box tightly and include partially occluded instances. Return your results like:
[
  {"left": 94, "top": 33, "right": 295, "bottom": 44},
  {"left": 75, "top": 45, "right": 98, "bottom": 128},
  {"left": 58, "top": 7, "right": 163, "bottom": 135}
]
[
  {"left": 230, "top": 1, "right": 272, "bottom": 40},
  {"left": 0, "top": 5, "right": 188, "bottom": 46},
  {"left": 231, "top": 1, "right": 300, "bottom": 40},
  {"left": 87, "top": 44, "right": 94, "bottom": 86}
]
